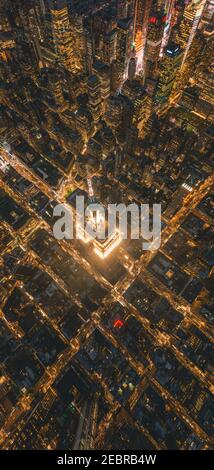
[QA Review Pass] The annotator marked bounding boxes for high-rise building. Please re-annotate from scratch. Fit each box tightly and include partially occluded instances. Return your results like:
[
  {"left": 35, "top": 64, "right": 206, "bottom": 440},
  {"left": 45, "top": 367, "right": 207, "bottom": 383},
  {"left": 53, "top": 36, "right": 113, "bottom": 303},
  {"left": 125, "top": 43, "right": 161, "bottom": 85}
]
[
  {"left": 48, "top": 68, "right": 65, "bottom": 108},
  {"left": 128, "top": 56, "right": 137, "bottom": 80},
  {"left": 155, "top": 42, "right": 183, "bottom": 104},
  {"left": 44, "top": 0, "right": 74, "bottom": 72},
  {"left": 105, "top": 95, "right": 124, "bottom": 138},
  {"left": 133, "top": 0, "right": 152, "bottom": 70},
  {"left": 87, "top": 74, "right": 102, "bottom": 124},
  {"left": 114, "top": 144, "right": 123, "bottom": 175},
  {"left": 195, "top": 27, "right": 214, "bottom": 121},
  {"left": 144, "top": 8, "right": 167, "bottom": 81},
  {"left": 179, "top": 84, "right": 200, "bottom": 111},
  {"left": 92, "top": 61, "right": 111, "bottom": 113},
  {"left": 15, "top": 2, "right": 45, "bottom": 68},
  {"left": 177, "top": 0, "right": 206, "bottom": 66},
  {"left": 100, "top": 123, "right": 116, "bottom": 159},
  {"left": 69, "top": 13, "right": 89, "bottom": 73},
  {"left": 75, "top": 107, "right": 94, "bottom": 142},
  {"left": 101, "top": 29, "right": 117, "bottom": 65},
  {"left": 159, "top": 0, "right": 176, "bottom": 53},
  {"left": 133, "top": 0, "right": 144, "bottom": 65},
  {"left": 122, "top": 78, "right": 152, "bottom": 135},
  {"left": 41, "top": 0, "right": 88, "bottom": 73},
  {"left": 176, "top": 29, "right": 205, "bottom": 92},
  {"left": 92, "top": 9, "right": 116, "bottom": 60},
  {"left": 110, "top": 59, "right": 120, "bottom": 92},
  {"left": 116, "top": 17, "right": 132, "bottom": 86},
  {"left": 133, "top": 0, "right": 144, "bottom": 55}
]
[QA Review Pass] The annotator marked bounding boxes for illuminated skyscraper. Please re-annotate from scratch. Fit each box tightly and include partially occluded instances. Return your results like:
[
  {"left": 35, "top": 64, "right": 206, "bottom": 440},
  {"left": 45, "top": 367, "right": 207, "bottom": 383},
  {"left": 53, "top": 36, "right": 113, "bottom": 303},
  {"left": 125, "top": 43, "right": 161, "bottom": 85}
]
[
  {"left": 159, "top": 0, "right": 176, "bottom": 53},
  {"left": 195, "top": 27, "right": 214, "bottom": 121},
  {"left": 133, "top": 0, "right": 152, "bottom": 71},
  {"left": 122, "top": 79, "right": 152, "bottom": 136},
  {"left": 144, "top": 8, "right": 167, "bottom": 80},
  {"left": 175, "top": 29, "right": 205, "bottom": 92},
  {"left": 155, "top": 42, "right": 183, "bottom": 103},
  {"left": 177, "top": 0, "right": 206, "bottom": 66},
  {"left": 41, "top": 0, "right": 87, "bottom": 74},
  {"left": 87, "top": 74, "right": 102, "bottom": 124},
  {"left": 45, "top": 0, "right": 74, "bottom": 72},
  {"left": 75, "top": 107, "right": 94, "bottom": 142},
  {"left": 16, "top": 2, "right": 44, "bottom": 67},
  {"left": 100, "top": 123, "right": 116, "bottom": 160},
  {"left": 179, "top": 84, "right": 200, "bottom": 111},
  {"left": 69, "top": 13, "right": 89, "bottom": 73},
  {"left": 1, "top": 0, "right": 41, "bottom": 71},
  {"left": 104, "top": 95, "right": 124, "bottom": 136},
  {"left": 92, "top": 9, "right": 116, "bottom": 60},
  {"left": 101, "top": 29, "right": 117, "bottom": 65},
  {"left": 48, "top": 68, "right": 65, "bottom": 108},
  {"left": 116, "top": 17, "right": 132, "bottom": 85},
  {"left": 128, "top": 56, "right": 137, "bottom": 80},
  {"left": 84, "top": 28, "right": 93, "bottom": 75},
  {"left": 92, "top": 60, "right": 111, "bottom": 113},
  {"left": 110, "top": 59, "right": 121, "bottom": 92}
]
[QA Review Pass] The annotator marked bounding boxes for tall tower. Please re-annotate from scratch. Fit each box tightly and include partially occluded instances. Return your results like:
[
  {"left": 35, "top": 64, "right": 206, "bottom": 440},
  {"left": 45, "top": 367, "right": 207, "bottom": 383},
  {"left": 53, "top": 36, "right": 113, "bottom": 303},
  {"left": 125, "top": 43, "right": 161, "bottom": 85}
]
[
  {"left": 43, "top": 0, "right": 74, "bottom": 72},
  {"left": 69, "top": 13, "right": 88, "bottom": 73},
  {"left": 92, "top": 61, "right": 111, "bottom": 113},
  {"left": 87, "top": 75, "right": 102, "bottom": 124},
  {"left": 110, "top": 59, "right": 121, "bottom": 92},
  {"left": 116, "top": 17, "right": 132, "bottom": 86},
  {"left": 144, "top": 8, "right": 167, "bottom": 81},
  {"left": 174, "top": 29, "right": 205, "bottom": 93},
  {"left": 101, "top": 29, "right": 117, "bottom": 65},
  {"left": 122, "top": 79, "right": 152, "bottom": 136},
  {"left": 195, "top": 27, "right": 214, "bottom": 120},
  {"left": 18, "top": 2, "right": 45, "bottom": 67},
  {"left": 159, "top": 0, "right": 176, "bottom": 53},
  {"left": 128, "top": 56, "right": 137, "bottom": 80},
  {"left": 177, "top": 0, "right": 206, "bottom": 66},
  {"left": 48, "top": 68, "right": 65, "bottom": 107},
  {"left": 155, "top": 43, "right": 183, "bottom": 104},
  {"left": 133, "top": 0, "right": 152, "bottom": 71}
]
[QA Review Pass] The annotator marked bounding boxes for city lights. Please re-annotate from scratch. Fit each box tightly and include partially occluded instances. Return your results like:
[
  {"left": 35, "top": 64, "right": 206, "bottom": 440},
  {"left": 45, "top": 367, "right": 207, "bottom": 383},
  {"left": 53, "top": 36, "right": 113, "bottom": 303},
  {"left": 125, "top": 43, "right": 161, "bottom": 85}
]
[{"left": 0, "top": 0, "right": 213, "bottom": 460}]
